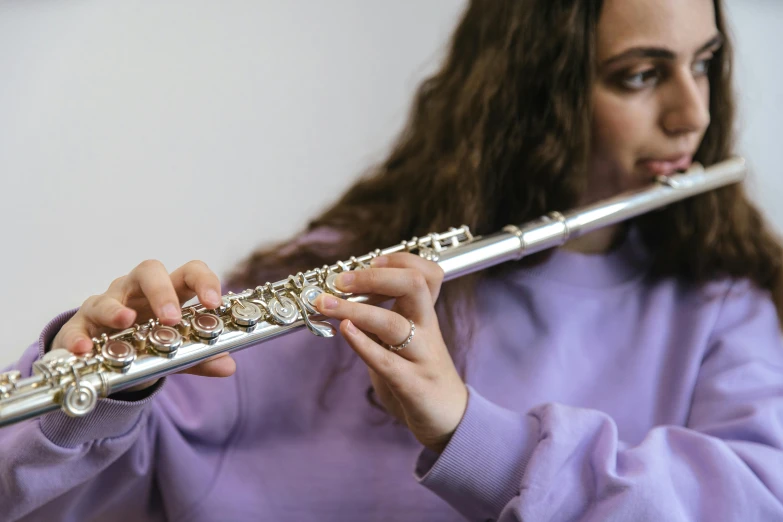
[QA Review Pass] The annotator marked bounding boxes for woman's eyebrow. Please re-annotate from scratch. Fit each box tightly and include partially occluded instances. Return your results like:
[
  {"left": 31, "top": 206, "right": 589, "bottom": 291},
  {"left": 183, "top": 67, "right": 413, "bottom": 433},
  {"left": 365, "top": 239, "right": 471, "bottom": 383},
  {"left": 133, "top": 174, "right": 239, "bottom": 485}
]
[{"left": 601, "top": 33, "right": 725, "bottom": 67}]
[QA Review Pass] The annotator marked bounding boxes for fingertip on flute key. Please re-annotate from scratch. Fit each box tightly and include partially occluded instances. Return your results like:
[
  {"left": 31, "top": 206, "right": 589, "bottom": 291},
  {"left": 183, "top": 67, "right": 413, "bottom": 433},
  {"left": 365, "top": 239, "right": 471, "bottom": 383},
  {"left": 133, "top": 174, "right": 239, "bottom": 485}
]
[
  {"left": 316, "top": 294, "right": 339, "bottom": 310},
  {"left": 334, "top": 272, "right": 355, "bottom": 290}
]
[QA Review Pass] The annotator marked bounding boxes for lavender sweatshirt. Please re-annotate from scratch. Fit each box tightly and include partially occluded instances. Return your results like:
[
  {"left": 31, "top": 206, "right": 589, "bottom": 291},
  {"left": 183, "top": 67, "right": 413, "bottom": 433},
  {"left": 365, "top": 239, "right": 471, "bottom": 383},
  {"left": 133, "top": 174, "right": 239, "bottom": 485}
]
[{"left": 3, "top": 233, "right": 783, "bottom": 521}]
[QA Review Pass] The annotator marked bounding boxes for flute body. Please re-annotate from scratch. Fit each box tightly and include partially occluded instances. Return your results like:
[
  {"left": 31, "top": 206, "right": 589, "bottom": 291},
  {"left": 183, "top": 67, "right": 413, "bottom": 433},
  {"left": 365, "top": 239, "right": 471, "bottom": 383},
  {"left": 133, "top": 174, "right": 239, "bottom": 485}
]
[{"left": 0, "top": 157, "right": 747, "bottom": 428}]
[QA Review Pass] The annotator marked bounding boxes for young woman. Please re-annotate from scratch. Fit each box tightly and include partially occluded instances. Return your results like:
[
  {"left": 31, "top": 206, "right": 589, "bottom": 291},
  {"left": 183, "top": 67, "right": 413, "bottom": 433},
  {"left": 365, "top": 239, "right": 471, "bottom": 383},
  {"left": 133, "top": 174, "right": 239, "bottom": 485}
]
[{"left": 3, "top": 0, "right": 783, "bottom": 520}]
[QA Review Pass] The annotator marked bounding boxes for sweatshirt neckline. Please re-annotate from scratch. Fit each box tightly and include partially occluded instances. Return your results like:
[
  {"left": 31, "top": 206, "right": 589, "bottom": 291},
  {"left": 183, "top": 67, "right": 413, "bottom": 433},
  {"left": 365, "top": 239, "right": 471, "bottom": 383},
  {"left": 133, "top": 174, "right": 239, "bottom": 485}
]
[{"left": 507, "top": 227, "right": 652, "bottom": 289}]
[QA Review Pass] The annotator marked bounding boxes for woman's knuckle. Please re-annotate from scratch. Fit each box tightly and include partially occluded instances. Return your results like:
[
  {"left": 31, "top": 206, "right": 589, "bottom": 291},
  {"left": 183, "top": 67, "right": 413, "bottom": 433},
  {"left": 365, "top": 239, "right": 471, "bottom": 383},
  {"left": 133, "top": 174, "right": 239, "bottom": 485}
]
[
  {"left": 108, "top": 276, "right": 126, "bottom": 290},
  {"left": 410, "top": 271, "right": 428, "bottom": 291},
  {"left": 378, "top": 350, "right": 399, "bottom": 375},
  {"left": 419, "top": 365, "right": 440, "bottom": 383},
  {"left": 144, "top": 272, "right": 173, "bottom": 293},
  {"left": 85, "top": 295, "right": 112, "bottom": 319},
  {"left": 366, "top": 268, "right": 380, "bottom": 287},
  {"left": 65, "top": 325, "right": 86, "bottom": 341},
  {"left": 138, "top": 259, "right": 164, "bottom": 272},
  {"left": 186, "top": 259, "right": 209, "bottom": 272},
  {"left": 82, "top": 294, "right": 102, "bottom": 310}
]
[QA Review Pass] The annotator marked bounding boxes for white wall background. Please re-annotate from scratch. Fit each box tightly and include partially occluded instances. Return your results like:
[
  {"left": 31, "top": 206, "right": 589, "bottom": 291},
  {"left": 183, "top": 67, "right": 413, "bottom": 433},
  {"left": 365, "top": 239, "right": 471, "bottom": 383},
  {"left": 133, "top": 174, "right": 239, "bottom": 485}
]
[{"left": 0, "top": 0, "right": 780, "bottom": 368}]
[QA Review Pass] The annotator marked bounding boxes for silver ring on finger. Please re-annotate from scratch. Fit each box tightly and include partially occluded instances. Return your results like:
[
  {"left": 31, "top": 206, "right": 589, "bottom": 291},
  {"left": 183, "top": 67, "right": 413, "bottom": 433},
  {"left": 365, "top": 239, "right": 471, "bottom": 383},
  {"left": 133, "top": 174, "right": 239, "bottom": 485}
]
[{"left": 386, "top": 318, "right": 415, "bottom": 352}]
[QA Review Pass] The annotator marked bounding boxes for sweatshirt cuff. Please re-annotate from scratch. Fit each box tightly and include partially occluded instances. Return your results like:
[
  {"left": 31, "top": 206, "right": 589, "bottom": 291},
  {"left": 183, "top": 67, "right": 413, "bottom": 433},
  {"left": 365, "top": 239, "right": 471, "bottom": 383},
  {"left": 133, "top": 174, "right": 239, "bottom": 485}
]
[
  {"left": 26, "top": 308, "right": 165, "bottom": 448},
  {"left": 414, "top": 385, "right": 539, "bottom": 521},
  {"left": 37, "top": 306, "right": 81, "bottom": 358},
  {"left": 38, "top": 379, "right": 165, "bottom": 448}
]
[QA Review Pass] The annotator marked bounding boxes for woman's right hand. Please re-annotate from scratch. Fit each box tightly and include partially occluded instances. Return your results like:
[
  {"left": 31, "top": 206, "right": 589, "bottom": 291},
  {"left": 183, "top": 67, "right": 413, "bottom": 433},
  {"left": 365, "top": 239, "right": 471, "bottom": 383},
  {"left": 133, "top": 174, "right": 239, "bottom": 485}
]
[{"left": 50, "top": 260, "right": 237, "bottom": 392}]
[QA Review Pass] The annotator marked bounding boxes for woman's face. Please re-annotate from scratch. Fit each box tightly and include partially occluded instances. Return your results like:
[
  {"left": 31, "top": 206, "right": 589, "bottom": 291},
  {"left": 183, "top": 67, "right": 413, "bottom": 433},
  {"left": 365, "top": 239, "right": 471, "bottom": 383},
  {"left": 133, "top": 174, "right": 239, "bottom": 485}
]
[{"left": 587, "top": 0, "right": 722, "bottom": 203}]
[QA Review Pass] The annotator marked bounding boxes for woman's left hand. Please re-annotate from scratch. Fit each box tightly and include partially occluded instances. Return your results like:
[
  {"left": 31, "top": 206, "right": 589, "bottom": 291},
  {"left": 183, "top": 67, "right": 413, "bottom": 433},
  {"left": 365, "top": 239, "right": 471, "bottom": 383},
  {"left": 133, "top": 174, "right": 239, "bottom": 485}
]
[{"left": 314, "top": 252, "right": 468, "bottom": 454}]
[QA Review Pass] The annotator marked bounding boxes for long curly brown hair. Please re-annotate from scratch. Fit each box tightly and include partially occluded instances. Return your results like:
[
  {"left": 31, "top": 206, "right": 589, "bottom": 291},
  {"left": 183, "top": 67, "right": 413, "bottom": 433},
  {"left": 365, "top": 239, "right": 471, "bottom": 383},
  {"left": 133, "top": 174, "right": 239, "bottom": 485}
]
[{"left": 226, "top": 0, "right": 783, "bottom": 396}]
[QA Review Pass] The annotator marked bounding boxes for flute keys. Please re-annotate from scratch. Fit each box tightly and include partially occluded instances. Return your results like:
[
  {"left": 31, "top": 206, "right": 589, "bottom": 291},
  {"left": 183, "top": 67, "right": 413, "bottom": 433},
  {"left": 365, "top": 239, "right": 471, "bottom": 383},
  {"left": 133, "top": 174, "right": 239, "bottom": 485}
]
[
  {"left": 101, "top": 340, "right": 136, "bottom": 371},
  {"left": 192, "top": 313, "right": 224, "bottom": 341},
  {"left": 0, "top": 370, "right": 21, "bottom": 388},
  {"left": 299, "top": 285, "right": 324, "bottom": 314},
  {"left": 0, "top": 370, "right": 21, "bottom": 396},
  {"left": 267, "top": 295, "right": 298, "bottom": 325},
  {"left": 148, "top": 326, "right": 183, "bottom": 356},
  {"left": 62, "top": 380, "right": 98, "bottom": 417},
  {"left": 217, "top": 297, "right": 231, "bottom": 315},
  {"left": 231, "top": 302, "right": 262, "bottom": 328},
  {"left": 39, "top": 348, "right": 76, "bottom": 365},
  {"left": 325, "top": 273, "right": 352, "bottom": 298},
  {"left": 177, "top": 317, "right": 192, "bottom": 337},
  {"left": 133, "top": 328, "right": 150, "bottom": 351}
]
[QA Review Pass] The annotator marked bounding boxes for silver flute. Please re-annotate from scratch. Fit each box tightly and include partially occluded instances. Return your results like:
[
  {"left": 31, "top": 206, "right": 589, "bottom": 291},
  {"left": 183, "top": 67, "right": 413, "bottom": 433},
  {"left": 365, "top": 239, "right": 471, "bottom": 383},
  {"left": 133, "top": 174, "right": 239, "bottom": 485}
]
[{"left": 0, "top": 157, "right": 747, "bottom": 428}]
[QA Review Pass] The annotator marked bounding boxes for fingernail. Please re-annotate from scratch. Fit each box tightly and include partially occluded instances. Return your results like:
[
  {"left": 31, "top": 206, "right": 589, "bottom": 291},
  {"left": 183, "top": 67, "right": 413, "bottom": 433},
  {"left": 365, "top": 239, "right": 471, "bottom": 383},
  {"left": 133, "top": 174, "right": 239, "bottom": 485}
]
[
  {"left": 318, "top": 294, "right": 339, "bottom": 310},
  {"left": 335, "top": 272, "right": 355, "bottom": 289},
  {"left": 345, "top": 320, "right": 357, "bottom": 334},
  {"left": 162, "top": 303, "right": 180, "bottom": 320},
  {"left": 371, "top": 256, "right": 388, "bottom": 267},
  {"left": 206, "top": 290, "right": 220, "bottom": 305}
]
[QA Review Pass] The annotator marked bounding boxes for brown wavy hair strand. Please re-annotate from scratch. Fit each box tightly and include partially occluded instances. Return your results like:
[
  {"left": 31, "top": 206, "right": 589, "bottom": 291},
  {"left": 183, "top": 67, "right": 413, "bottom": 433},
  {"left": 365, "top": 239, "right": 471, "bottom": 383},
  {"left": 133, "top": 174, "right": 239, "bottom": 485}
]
[{"left": 225, "top": 0, "right": 783, "bottom": 410}]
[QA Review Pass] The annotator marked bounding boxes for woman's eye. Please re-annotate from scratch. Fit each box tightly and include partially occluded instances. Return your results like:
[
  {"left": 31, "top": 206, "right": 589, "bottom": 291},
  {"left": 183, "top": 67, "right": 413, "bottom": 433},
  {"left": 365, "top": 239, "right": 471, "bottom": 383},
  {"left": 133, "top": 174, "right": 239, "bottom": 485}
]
[
  {"left": 620, "top": 68, "right": 659, "bottom": 90},
  {"left": 693, "top": 56, "right": 713, "bottom": 76}
]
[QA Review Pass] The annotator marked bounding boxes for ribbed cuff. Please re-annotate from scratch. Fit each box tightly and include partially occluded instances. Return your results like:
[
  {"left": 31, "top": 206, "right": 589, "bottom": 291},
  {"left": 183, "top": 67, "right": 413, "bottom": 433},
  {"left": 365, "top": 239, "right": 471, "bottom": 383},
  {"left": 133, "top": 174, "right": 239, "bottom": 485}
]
[
  {"left": 37, "top": 307, "right": 81, "bottom": 360},
  {"left": 28, "top": 308, "right": 166, "bottom": 448},
  {"left": 38, "top": 378, "right": 165, "bottom": 448},
  {"left": 414, "top": 385, "right": 539, "bottom": 521}
]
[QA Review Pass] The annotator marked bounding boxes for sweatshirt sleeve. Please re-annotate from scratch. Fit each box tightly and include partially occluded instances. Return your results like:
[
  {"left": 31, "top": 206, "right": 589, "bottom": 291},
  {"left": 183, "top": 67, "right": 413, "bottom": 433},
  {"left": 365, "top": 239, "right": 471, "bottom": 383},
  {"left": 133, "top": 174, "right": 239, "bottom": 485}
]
[
  {"left": 1, "top": 309, "right": 168, "bottom": 522},
  {"left": 415, "top": 280, "right": 783, "bottom": 521}
]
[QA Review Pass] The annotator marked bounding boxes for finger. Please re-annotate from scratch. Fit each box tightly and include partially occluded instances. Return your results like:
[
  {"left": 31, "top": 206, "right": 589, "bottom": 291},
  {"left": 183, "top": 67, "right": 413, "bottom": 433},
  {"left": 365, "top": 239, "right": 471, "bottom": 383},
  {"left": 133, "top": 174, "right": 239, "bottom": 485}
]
[
  {"left": 181, "top": 353, "right": 237, "bottom": 378},
  {"left": 54, "top": 319, "right": 97, "bottom": 355},
  {"left": 169, "top": 260, "right": 223, "bottom": 309},
  {"left": 340, "top": 319, "right": 411, "bottom": 389},
  {"left": 56, "top": 296, "right": 138, "bottom": 355},
  {"left": 80, "top": 294, "right": 138, "bottom": 331},
  {"left": 370, "top": 252, "right": 445, "bottom": 301},
  {"left": 124, "top": 260, "right": 182, "bottom": 326},
  {"left": 315, "top": 295, "right": 421, "bottom": 360},
  {"left": 331, "top": 268, "right": 434, "bottom": 320}
]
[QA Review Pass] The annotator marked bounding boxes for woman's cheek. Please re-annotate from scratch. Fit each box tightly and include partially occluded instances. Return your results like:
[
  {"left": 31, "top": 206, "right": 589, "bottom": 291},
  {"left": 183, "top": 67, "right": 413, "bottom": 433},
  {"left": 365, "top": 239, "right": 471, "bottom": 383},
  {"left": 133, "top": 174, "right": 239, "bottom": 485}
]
[{"left": 592, "top": 92, "right": 648, "bottom": 172}]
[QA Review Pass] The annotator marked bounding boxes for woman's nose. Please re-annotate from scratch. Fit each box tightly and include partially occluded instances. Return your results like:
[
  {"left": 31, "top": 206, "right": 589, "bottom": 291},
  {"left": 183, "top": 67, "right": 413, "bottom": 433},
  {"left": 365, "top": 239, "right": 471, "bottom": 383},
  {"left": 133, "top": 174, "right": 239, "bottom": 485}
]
[{"left": 660, "top": 71, "right": 711, "bottom": 137}]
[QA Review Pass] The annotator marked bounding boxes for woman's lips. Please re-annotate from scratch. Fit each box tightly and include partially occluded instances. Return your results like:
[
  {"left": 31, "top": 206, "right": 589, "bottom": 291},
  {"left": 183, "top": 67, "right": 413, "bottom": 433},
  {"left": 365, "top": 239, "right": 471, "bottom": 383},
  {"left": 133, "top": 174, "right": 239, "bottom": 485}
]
[{"left": 638, "top": 155, "right": 693, "bottom": 176}]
